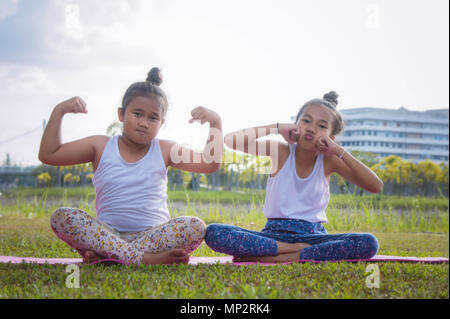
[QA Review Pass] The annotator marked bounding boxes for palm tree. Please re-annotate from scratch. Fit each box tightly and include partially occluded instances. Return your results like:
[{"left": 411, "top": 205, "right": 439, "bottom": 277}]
[{"left": 106, "top": 121, "right": 122, "bottom": 136}]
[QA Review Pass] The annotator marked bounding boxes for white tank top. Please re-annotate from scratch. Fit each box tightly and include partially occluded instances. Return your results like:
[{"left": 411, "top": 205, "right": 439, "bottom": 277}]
[
  {"left": 263, "top": 144, "right": 330, "bottom": 223},
  {"left": 92, "top": 135, "right": 170, "bottom": 232}
]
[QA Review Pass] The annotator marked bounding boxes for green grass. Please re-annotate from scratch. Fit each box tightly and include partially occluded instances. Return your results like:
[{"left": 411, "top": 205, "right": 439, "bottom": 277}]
[
  {"left": 0, "top": 187, "right": 448, "bottom": 298},
  {"left": 5, "top": 186, "right": 449, "bottom": 210},
  {"left": 1, "top": 261, "right": 448, "bottom": 299}
]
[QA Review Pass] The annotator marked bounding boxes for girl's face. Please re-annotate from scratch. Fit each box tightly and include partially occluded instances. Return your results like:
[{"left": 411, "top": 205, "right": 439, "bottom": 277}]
[
  {"left": 295, "top": 104, "right": 335, "bottom": 150},
  {"left": 118, "top": 95, "right": 165, "bottom": 145}
]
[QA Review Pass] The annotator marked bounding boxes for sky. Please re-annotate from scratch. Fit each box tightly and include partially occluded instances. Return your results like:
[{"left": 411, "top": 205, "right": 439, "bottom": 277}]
[{"left": 0, "top": 0, "right": 448, "bottom": 166}]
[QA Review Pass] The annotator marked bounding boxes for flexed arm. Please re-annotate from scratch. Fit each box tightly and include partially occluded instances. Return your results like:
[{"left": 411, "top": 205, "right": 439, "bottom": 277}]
[
  {"left": 224, "top": 123, "right": 300, "bottom": 156},
  {"left": 317, "top": 135, "right": 384, "bottom": 193},
  {"left": 164, "top": 107, "right": 224, "bottom": 174},
  {"left": 38, "top": 97, "right": 98, "bottom": 166}
]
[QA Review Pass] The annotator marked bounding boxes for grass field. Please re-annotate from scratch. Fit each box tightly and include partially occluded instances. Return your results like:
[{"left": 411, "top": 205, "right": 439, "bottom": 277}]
[{"left": 0, "top": 187, "right": 448, "bottom": 298}]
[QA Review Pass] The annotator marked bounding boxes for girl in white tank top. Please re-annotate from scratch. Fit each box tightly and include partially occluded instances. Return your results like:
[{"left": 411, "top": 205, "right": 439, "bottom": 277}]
[
  {"left": 263, "top": 144, "right": 329, "bottom": 223},
  {"left": 41, "top": 67, "right": 223, "bottom": 266},
  {"left": 205, "top": 91, "right": 383, "bottom": 263}
]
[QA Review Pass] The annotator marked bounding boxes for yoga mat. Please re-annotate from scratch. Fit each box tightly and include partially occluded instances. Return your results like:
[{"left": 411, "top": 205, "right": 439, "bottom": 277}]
[{"left": 0, "top": 255, "right": 448, "bottom": 266}]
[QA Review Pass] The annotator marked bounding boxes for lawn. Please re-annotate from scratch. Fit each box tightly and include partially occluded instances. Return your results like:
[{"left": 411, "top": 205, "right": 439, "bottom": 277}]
[{"left": 0, "top": 188, "right": 448, "bottom": 299}]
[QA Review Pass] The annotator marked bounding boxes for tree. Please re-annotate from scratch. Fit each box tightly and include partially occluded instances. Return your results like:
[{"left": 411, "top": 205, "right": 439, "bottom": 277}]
[
  {"left": 4, "top": 153, "right": 11, "bottom": 166},
  {"left": 188, "top": 172, "right": 201, "bottom": 190},
  {"left": 64, "top": 173, "right": 73, "bottom": 187},
  {"left": 168, "top": 167, "right": 185, "bottom": 190},
  {"left": 416, "top": 160, "right": 442, "bottom": 196},
  {"left": 372, "top": 155, "right": 409, "bottom": 195},
  {"left": 32, "top": 165, "right": 60, "bottom": 186},
  {"left": 437, "top": 163, "right": 449, "bottom": 197},
  {"left": 350, "top": 150, "right": 379, "bottom": 167},
  {"left": 36, "top": 172, "right": 51, "bottom": 186},
  {"left": 106, "top": 121, "right": 122, "bottom": 136}
]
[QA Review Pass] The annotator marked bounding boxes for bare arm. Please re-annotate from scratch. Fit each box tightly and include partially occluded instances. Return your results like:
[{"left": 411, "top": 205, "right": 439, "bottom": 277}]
[
  {"left": 224, "top": 122, "right": 300, "bottom": 158},
  {"left": 318, "top": 136, "right": 384, "bottom": 193},
  {"left": 224, "top": 124, "right": 276, "bottom": 156},
  {"left": 38, "top": 97, "right": 97, "bottom": 166},
  {"left": 166, "top": 107, "right": 223, "bottom": 174},
  {"left": 332, "top": 151, "right": 383, "bottom": 193}
]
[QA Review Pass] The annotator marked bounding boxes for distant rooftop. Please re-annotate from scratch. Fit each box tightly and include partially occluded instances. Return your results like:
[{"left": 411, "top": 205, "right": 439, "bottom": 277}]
[
  {"left": 339, "top": 107, "right": 449, "bottom": 123},
  {"left": 341, "top": 106, "right": 449, "bottom": 116}
]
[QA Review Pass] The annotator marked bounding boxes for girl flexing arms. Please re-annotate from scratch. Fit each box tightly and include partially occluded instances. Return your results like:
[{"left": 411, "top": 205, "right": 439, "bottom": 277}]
[{"left": 39, "top": 68, "right": 223, "bottom": 265}]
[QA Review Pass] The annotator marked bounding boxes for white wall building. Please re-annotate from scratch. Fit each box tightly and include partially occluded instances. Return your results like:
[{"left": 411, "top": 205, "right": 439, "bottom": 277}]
[{"left": 335, "top": 107, "right": 449, "bottom": 163}]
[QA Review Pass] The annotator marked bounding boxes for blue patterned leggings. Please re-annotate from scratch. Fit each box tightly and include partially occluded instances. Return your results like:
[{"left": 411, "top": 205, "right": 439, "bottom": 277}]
[{"left": 205, "top": 219, "right": 379, "bottom": 261}]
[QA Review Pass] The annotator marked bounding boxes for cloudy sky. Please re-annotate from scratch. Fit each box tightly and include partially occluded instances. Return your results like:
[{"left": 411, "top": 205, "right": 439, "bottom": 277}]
[{"left": 0, "top": 0, "right": 448, "bottom": 166}]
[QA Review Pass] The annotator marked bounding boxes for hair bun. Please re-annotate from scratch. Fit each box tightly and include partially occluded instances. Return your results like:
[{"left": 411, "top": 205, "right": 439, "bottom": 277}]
[
  {"left": 146, "top": 67, "right": 163, "bottom": 86},
  {"left": 323, "top": 91, "right": 339, "bottom": 107}
]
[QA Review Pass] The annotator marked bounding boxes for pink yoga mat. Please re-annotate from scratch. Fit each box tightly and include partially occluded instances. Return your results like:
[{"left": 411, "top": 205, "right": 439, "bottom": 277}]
[{"left": 0, "top": 255, "right": 448, "bottom": 265}]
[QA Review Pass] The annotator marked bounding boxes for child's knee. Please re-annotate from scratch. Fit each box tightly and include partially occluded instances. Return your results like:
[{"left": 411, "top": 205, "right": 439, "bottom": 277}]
[
  {"left": 204, "top": 224, "right": 225, "bottom": 246},
  {"left": 50, "top": 207, "right": 70, "bottom": 230},
  {"left": 50, "top": 207, "right": 84, "bottom": 232},
  {"left": 360, "top": 233, "right": 379, "bottom": 258},
  {"left": 189, "top": 216, "right": 206, "bottom": 238},
  {"left": 176, "top": 216, "right": 206, "bottom": 240},
  {"left": 190, "top": 216, "right": 206, "bottom": 230}
]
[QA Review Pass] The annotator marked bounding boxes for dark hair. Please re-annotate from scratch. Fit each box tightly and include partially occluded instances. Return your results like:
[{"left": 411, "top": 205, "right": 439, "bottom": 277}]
[
  {"left": 294, "top": 91, "right": 344, "bottom": 136},
  {"left": 121, "top": 67, "right": 168, "bottom": 119}
]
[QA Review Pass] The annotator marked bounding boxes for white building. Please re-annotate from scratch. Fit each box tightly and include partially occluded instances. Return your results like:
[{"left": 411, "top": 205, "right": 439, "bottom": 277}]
[{"left": 335, "top": 107, "right": 449, "bottom": 163}]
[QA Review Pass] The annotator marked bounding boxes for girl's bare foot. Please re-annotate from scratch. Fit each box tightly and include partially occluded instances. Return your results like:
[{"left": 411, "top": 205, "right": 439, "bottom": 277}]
[
  {"left": 233, "top": 251, "right": 301, "bottom": 263},
  {"left": 82, "top": 249, "right": 189, "bottom": 265},
  {"left": 276, "top": 241, "right": 311, "bottom": 254},
  {"left": 232, "top": 242, "right": 312, "bottom": 263},
  {"left": 82, "top": 250, "right": 101, "bottom": 263},
  {"left": 142, "top": 248, "right": 190, "bottom": 265}
]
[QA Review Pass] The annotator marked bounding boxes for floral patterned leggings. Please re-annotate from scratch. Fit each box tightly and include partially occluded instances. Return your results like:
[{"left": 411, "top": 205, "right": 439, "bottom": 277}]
[
  {"left": 50, "top": 207, "right": 206, "bottom": 265},
  {"left": 205, "top": 219, "right": 379, "bottom": 261}
]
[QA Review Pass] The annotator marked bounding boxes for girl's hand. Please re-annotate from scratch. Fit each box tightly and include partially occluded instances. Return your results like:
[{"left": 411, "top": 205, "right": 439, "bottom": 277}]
[
  {"left": 316, "top": 135, "right": 343, "bottom": 157},
  {"left": 278, "top": 123, "right": 300, "bottom": 144},
  {"left": 55, "top": 96, "right": 88, "bottom": 115},
  {"left": 189, "top": 106, "right": 221, "bottom": 126}
]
